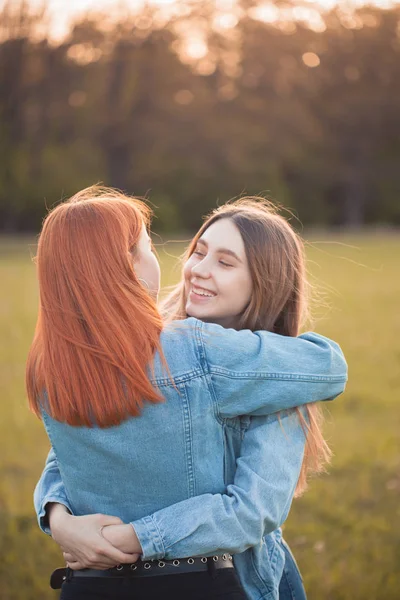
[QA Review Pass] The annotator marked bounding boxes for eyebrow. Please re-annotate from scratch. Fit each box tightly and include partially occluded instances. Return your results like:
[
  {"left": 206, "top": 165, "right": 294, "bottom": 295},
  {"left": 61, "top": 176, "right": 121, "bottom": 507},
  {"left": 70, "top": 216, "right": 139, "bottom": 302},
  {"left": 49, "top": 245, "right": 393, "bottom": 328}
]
[{"left": 197, "top": 238, "right": 242, "bottom": 263}]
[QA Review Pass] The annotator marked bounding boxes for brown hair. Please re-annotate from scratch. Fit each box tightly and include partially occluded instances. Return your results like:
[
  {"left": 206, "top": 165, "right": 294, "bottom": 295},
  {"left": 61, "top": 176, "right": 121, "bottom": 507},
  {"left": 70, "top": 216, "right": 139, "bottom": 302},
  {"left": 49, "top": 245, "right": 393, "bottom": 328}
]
[
  {"left": 26, "top": 186, "right": 164, "bottom": 428},
  {"left": 161, "top": 198, "right": 331, "bottom": 496}
]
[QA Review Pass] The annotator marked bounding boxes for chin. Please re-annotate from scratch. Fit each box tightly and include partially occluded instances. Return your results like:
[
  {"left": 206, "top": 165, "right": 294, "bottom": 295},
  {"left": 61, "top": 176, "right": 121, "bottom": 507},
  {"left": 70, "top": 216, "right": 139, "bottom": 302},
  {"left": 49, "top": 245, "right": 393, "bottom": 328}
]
[{"left": 186, "top": 305, "right": 213, "bottom": 322}]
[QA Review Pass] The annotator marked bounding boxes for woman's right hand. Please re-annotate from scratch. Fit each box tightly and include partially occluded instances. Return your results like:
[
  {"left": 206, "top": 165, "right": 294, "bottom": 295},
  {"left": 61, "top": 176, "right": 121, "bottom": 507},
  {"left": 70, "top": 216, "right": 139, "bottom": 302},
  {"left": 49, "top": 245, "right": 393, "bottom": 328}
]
[{"left": 48, "top": 503, "right": 140, "bottom": 570}]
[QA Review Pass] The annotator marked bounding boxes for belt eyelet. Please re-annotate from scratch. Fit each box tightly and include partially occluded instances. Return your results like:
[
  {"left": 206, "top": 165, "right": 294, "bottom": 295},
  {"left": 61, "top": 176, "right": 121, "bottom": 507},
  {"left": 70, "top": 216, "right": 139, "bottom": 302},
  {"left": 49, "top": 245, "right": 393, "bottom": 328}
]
[
  {"left": 187, "top": 558, "right": 195, "bottom": 564},
  {"left": 116, "top": 565, "right": 124, "bottom": 571},
  {"left": 213, "top": 556, "right": 218, "bottom": 562},
  {"left": 228, "top": 554, "right": 233, "bottom": 560},
  {"left": 144, "top": 563, "right": 151, "bottom": 569},
  {"left": 173, "top": 559, "right": 180, "bottom": 566},
  {"left": 158, "top": 561, "right": 165, "bottom": 568},
  {"left": 222, "top": 554, "right": 227, "bottom": 560},
  {"left": 201, "top": 557, "right": 207, "bottom": 563},
  {"left": 130, "top": 564, "right": 137, "bottom": 570}
]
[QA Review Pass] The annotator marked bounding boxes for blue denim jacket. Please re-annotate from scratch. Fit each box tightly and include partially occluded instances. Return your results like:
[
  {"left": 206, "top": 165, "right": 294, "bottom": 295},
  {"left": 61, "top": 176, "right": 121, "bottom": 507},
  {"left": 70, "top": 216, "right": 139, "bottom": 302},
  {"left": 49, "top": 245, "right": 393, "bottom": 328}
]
[{"left": 35, "top": 318, "right": 347, "bottom": 599}]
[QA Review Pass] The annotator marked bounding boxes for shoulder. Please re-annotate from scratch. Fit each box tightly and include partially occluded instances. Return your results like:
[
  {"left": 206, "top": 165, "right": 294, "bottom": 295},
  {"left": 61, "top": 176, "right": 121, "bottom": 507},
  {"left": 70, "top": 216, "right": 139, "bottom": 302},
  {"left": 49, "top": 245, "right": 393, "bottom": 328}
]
[
  {"left": 156, "top": 318, "right": 204, "bottom": 378},
  {"left": 160, "top": 317, "right": 202, "bottom": 346}
]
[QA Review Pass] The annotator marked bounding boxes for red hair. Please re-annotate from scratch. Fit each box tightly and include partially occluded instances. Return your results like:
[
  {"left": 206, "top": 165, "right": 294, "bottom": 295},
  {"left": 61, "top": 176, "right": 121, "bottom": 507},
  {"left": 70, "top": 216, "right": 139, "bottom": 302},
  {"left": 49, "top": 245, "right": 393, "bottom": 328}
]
[{"left": 26, "top": 186, "right": 163, "bottom": 428}]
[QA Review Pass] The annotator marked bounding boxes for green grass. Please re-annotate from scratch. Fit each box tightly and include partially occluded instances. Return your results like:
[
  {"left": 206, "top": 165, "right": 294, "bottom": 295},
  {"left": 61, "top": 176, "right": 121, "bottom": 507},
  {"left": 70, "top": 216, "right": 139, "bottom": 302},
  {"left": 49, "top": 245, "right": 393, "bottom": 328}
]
[{"left": 0, "top": 234, "right": 399, "bottom": 599}]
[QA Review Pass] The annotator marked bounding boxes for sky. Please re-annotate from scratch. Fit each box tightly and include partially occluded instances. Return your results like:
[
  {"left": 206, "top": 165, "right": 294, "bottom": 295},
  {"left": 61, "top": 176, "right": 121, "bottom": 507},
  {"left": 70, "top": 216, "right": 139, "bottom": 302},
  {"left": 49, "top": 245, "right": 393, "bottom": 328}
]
[{"left": 9, "top": 0, "right": 400, "bottom": 40}]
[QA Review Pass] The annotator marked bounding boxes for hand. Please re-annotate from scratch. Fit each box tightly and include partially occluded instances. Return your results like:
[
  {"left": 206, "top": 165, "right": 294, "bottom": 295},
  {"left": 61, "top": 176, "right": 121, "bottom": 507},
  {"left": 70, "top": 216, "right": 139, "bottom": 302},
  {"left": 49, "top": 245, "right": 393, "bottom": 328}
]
[
  {"left": 101, "top": 523, "right": 142, "bottom": 555},
  {"left": 48, "top": 504, "right": 140, "bottom": 570}
]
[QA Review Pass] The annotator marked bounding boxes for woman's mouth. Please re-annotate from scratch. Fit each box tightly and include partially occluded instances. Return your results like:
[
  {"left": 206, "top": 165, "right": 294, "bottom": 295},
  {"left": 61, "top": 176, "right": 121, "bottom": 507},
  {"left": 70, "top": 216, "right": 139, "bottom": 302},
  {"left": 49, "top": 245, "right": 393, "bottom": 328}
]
[{"left": 189, "top": 285, "right": 217, "bottom": 303}]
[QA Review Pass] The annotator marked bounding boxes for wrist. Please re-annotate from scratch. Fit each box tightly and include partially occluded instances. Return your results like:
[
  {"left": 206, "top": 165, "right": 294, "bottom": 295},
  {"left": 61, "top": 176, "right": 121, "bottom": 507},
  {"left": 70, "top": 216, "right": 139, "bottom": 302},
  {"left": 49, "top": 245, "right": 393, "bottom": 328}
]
[{"left": 48, "top": 503, "right": 71, "bottom": 535}]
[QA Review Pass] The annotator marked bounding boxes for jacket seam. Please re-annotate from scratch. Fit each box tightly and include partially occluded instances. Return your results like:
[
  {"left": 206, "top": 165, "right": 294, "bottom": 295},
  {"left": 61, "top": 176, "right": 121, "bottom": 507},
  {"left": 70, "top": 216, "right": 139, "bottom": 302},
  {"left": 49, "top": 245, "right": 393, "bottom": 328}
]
[
  {"left": 195, "top": 319, "right": 226, "bottom": 426},
  {"left": 149, "top": 370, "right": 347, "bottom": 387},
  {"left": 248, "top": 550, "right": 275, "bottom": 599},
  {"left": 139, "top": 515, "right": 166, "bottom": 558},
  {"left": 208, "top": 367, "right": 347, "bottom": 382},
  {"left": 180, "top": 384, "right": 196, "bottom": 497},
  {"left": 149, "top": 369, "right": 204, "bottom": 387}
]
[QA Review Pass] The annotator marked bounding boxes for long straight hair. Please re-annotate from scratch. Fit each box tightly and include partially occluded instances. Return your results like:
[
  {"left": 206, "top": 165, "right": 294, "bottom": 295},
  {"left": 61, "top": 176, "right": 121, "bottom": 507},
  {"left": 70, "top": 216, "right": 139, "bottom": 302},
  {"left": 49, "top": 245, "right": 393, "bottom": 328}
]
[
  {"left": 162, "top": 198, "right": 332, "bottom": 496},
  {"left": 26, "top": 186, "right": 164, "bottom": 428}
]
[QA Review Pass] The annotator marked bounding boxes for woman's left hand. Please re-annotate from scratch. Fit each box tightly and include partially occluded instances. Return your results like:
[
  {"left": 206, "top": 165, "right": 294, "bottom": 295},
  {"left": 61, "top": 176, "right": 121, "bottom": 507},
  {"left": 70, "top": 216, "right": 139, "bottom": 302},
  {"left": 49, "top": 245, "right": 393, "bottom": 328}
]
[{"left": 48, "top": 504, "right": 141, "bottom": 570}]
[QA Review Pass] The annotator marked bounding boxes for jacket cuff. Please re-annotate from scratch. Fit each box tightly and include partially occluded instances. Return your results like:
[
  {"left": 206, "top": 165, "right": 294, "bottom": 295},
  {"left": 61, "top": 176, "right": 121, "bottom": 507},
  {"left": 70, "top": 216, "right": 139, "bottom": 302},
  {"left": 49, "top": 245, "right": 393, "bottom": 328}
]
[
  {"left": 130, "top": 516, "right": 165, "bottom": 560},
  {"left": 37, "top": 497, "right": 72, "bottom": 536}
]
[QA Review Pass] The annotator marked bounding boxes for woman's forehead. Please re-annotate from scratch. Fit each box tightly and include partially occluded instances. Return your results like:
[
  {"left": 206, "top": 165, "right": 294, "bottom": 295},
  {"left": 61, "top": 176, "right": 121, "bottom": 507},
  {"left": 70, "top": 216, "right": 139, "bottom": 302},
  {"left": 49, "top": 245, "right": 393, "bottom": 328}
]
[{"left": 200, "top": 219, "right": 244, "bottom": 252}]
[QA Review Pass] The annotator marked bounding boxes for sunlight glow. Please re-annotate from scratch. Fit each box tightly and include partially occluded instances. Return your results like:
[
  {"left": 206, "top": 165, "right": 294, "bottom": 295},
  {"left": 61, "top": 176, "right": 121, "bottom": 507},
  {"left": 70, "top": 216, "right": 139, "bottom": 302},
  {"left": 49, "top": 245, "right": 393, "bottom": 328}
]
[
  {"left": 21, "top": 0, "right": 400, "bottom": 41},
  {"left": 302, "top": 52, "right": 321, "bottom": 67},
  {"left": 185, "top": 39, "right": 208, "bottom": 60}
]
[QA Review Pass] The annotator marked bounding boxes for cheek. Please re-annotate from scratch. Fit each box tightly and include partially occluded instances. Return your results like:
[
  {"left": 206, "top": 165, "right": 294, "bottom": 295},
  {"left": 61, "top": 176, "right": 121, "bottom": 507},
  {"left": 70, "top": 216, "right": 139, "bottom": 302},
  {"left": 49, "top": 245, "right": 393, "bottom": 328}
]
[
  {"left": 136, "top": 253, "right": 160, "bottom": 290},
  {"left": 150, "top": 255, "right": 161, "bottom": 286},
  {"left": 223, "top": 272, "right": 252, "bottom": 309}
]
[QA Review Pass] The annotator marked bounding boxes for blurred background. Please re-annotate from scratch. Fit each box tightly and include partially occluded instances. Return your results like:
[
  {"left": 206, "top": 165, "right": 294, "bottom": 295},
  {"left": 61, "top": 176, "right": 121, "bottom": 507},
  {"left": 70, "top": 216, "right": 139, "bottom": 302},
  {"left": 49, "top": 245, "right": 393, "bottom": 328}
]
[{"left": 0, "top": 0, "right": 399, "bottom": 598}]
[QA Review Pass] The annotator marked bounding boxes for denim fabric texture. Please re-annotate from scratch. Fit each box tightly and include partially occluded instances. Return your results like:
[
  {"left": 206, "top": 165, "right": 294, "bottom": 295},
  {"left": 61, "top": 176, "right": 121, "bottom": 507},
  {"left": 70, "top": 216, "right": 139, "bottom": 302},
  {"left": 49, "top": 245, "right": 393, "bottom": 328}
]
[
  {"left": 35, "top": 318, "right": 347, "bottom": 600},
  {"left": 278, "top": 539, "right": 307, "bottom": 600}
]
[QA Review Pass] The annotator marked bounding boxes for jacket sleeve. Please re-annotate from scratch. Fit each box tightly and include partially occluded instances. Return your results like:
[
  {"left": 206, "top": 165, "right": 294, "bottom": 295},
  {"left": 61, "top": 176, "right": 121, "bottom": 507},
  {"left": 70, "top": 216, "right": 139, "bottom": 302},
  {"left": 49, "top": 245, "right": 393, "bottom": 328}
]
[
  {"left": 33, "top": 447, "right": 73, "bottom": 535},
  {"left": 197, "top": 321, "right": 348, "bottom": 418},
  {"left": 131, "top": 410, "right": 306, "bottom": 560}
]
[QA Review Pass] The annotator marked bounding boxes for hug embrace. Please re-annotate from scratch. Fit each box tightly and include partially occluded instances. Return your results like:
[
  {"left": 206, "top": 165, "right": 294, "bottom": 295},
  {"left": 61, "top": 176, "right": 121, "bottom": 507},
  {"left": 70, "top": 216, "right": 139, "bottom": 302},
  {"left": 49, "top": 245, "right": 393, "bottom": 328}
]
[{"left": 27, "top": 186, "right": 348, "bottom": 600}]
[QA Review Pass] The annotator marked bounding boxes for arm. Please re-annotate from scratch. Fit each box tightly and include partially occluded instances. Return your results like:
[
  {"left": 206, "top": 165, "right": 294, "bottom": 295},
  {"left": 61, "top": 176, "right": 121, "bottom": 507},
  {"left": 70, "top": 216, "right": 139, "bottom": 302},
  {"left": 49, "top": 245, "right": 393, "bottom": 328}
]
[
  {"left": 36, "top": 326, "right": 346, "bottom": 535},
  {"left": 35, "top": 324, "right": 346, "bottom": 563},
  {"left": 34, "top": 449, "right": 142, "bottom": 569},
  {"left": 34, "top": 447, "right": 72, "bottom": 535},
  {"left": 131, "top": 410, "right": 306, "bottom": 559},
  {"left": 198, "top": 321, "right": 348, "bottom": 418},
  {"left": 35, "top": 411, "right": 306, "bottom": 563}
]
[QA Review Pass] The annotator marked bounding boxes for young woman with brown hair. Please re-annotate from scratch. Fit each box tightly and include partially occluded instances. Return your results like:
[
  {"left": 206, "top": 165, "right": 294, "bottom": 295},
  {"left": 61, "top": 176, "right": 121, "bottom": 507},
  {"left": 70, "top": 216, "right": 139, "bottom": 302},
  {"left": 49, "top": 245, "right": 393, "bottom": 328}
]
[{"left": 30, "top": 190, "right": 347, "bottom": 599}]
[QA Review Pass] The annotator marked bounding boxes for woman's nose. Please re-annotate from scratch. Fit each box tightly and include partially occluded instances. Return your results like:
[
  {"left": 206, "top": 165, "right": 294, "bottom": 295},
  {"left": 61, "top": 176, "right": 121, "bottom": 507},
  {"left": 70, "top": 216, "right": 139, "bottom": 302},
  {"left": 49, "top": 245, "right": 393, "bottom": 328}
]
[{"left": 191, "top": 258, "right": 211, "bottom": 279}]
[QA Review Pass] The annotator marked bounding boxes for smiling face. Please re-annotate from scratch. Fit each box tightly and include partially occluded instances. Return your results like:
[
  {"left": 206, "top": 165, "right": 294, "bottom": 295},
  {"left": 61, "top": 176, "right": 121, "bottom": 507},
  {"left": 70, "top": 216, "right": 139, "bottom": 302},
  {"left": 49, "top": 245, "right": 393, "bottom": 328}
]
[{"left": 183, "top": 218, "right": 253, "bottom": 328}]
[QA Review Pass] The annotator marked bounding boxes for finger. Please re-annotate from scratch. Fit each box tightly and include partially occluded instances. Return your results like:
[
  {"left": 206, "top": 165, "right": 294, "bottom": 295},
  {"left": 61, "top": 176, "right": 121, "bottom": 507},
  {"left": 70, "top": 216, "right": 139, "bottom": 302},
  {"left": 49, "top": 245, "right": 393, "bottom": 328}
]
[
  {"left": 63, "top": 552, "right": 76, "bottom": 563},
  {"left": 67, "top": 559, "right": 113, "bottom": 571},
  {"left": 131, "top": 553, "right": 140, "bottom": 563},
  {"left": 67, "top": 561, "right": 84, "bottom": 571},
  {"left": 97, "top": 540, "right": 140, "bottom": 566}
]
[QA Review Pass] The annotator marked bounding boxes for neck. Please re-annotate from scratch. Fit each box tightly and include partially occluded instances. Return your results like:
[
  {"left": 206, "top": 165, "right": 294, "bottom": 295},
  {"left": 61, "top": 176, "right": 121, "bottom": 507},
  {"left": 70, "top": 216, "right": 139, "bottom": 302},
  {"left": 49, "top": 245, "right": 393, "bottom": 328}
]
[{"left": 203, "top": 316, "right": 240, "bottom": 330}]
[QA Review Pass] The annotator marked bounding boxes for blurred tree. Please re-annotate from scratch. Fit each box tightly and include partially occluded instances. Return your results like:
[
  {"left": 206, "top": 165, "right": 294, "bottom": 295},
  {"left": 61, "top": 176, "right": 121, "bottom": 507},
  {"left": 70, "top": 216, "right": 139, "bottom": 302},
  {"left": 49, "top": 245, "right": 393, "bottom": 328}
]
[{"left": 0, "top": 0, "right": 399, "bottom": 232}]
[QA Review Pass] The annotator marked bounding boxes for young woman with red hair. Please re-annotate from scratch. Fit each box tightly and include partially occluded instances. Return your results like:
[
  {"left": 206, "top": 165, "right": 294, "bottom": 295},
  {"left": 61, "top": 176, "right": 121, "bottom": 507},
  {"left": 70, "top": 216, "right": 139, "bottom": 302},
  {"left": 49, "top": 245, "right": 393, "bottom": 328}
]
[{"left": 29, "top": 188, "right": 347, "bottom": 599}]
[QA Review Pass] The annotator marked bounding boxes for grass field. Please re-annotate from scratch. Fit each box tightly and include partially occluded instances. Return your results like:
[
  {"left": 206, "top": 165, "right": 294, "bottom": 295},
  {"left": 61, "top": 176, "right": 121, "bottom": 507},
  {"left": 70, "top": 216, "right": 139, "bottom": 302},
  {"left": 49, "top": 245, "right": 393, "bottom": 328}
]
[{"left": 0, "top": 233, "right": 399, "bottom": 600}]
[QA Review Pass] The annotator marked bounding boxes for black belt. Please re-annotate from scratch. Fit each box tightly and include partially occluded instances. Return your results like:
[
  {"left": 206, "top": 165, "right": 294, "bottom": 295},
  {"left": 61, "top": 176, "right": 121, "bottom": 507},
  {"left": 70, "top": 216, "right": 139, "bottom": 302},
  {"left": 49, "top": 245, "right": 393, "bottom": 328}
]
[{"left": 50, "top": 555, "right": 234, "bottom": 589}]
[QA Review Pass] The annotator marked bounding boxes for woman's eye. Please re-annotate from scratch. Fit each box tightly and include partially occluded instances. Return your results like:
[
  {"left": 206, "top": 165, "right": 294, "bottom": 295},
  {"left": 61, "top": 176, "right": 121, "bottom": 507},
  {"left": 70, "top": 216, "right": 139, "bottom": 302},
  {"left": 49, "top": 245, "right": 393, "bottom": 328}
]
[
  {"left": 219, "top": 261, "right": 233, "bottom": 268},
  {"left": 193, "top": 251, "right": 205, "bottom": 257}
]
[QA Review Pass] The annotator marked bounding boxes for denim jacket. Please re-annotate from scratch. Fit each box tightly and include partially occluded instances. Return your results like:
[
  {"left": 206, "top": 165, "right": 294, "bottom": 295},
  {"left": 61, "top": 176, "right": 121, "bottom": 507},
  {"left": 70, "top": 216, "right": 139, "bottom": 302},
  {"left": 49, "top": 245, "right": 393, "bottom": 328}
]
[{"left": 34, "top": 318, "right": 347, "bottom": 599}]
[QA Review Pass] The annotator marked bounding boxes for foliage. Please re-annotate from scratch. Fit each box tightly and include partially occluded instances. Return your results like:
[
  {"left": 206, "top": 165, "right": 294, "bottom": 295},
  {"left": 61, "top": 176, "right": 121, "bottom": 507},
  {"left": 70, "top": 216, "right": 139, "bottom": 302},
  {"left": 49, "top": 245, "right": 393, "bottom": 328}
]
[{"left": 1, "top": 1, "right": 400, "bottom": 232}]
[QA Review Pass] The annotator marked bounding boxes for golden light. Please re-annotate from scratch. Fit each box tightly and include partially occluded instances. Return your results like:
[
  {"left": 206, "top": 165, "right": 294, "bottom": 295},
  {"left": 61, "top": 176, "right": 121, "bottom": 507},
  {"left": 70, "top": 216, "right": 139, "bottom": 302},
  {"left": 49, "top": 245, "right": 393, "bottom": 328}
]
[
  {"left": 185, "top": 39, "right": 208, "bottom": 60},
  {"left": 249, "top": 4, "right": 280, "bottom": 24},
  {"left": 197, "top": 58, "right": 217, "bottom": 76},
  {"left": 302, "top": 52, "right": 321, "bottom": 68},
  {"left": 67, "top": 43, "right": 102, "bottom": 65},
  {"left": 25, "top": 0, "right": 400, "bottom": 42},
  {"left": 174, "top": 90, "right": 194, "bottom": 105},
  {"left": 213, "top": 13, "right": 239, "bottom": 30}
]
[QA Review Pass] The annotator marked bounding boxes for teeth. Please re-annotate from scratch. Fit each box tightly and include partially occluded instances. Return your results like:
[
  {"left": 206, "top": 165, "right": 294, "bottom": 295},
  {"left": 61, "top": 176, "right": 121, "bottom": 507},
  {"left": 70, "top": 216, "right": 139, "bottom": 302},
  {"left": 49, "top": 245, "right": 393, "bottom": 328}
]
[{"left": 192, "top": 286, "right": 215, "bottom": 298}]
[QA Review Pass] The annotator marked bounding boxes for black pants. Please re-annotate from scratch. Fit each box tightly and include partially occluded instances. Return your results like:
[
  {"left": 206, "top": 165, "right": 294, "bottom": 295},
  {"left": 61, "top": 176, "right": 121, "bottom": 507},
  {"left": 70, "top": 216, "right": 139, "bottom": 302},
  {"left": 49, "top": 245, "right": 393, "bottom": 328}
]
[{"left": 60, "top": 569, "right": 247, "bottom": 600}]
